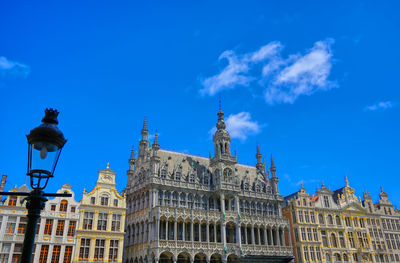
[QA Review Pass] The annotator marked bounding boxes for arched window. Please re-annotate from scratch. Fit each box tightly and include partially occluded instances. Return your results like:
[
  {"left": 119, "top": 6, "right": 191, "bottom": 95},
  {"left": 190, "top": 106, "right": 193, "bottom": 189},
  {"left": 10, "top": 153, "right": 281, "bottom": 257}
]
[
  {"left": 244, "top": 183, "right": 249, "bottom": 191},
  {"left": 60, "top": 200, "right": 68, "bottom": 212},
  {"left": 331, "top": 233, "right": 338, "bottom": 247},
  {"left": 256, "top": 185, "right": 261, "bottom": 192},
  {"left": 319, "top": 214, "right": 325, "bottom": 224},
  {"left": 334, "top": 253, "right": 341, "bottom": 261}
]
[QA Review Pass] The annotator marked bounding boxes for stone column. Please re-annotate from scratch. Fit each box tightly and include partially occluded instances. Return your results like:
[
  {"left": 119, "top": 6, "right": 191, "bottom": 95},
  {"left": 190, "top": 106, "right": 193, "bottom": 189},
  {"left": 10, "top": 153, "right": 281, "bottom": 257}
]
[
  {"left": 263, "top": 227, "right": 268, "bottom": 246},
  {"left": 220, "top": 193, "right": 226, "bottom": 247},
  {"left": 236, "top": 224, "right": 241, "bottom": 246},
  {"left": 191, "top": 221, "right": 194, "bottom": 243},
  {"left": 257, "top": 227, "right": 261, "bottom": 245},
  {"left": 251, "top": 225, "right": 255, "bottom": 247},
  {"left": 207, "top": 222, "right": 210, "bottom": 242},
  {"left": 287, "top": 229, "right": 292, "bottom": 247},
  {"left": 166, "top": 220, "right": 169, "bottom": 240},
  {"left": 280, "top": 229, "right": 284, "bottom": 246},
  {"left": 183, "top": 222, "right": 186, "bottom": 241},
  {"left": 245, "top": 226, "right": 248, "bottom": 244},
  {"left": 156, "top": 218, "right": 160, "bottom": 242},
  {"left": 174, "top": 220, "right": 177, "bottom": 241},
  {"left": 214, "top": 224, "right": 217, "bottom": 243},
  {"left": 275, "top": 228, "right": 280, "bottom": 246},
  {"left": 269, "top": 228, "right": 273, "bottom": 246},
  {"left": 198, "top": 222, "right": 201, "bottom": 242}
]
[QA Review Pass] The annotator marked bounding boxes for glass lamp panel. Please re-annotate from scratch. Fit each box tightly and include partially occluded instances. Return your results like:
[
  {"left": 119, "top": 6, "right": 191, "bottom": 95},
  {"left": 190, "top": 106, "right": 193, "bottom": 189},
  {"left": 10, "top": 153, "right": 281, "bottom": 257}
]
[{"left": 31, "top": 142, "right": 60, "bottom": 174}]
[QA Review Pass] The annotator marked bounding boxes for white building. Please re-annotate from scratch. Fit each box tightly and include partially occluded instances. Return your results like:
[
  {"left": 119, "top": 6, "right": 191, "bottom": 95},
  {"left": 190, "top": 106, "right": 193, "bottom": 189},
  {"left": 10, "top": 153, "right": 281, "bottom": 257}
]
[{"left": 0, "top": 180, "right": 80, "bottom": 263}]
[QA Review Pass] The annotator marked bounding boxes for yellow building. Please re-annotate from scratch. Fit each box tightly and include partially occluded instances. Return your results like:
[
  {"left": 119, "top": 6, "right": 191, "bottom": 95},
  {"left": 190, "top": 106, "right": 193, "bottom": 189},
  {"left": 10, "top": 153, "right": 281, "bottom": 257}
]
[
  {"left": 283, "top": 176, "right": 388, "bottom": 263},
  {"left": 74, "top": 164, "right": 126, "bottom": 262}
]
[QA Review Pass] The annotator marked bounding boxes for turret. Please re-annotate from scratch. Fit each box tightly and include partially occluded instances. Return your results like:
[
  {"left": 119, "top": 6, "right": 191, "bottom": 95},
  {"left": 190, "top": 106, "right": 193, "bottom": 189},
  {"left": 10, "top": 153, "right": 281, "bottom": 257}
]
[
  {"left": 128, "top": 146, "right": 135, "bottom": 171},
  {"left": 270, "top": 155, "right": 279, "bottom": 194},
  {"left": 213, "top": 109, "right": 232, "bottom": 158}
]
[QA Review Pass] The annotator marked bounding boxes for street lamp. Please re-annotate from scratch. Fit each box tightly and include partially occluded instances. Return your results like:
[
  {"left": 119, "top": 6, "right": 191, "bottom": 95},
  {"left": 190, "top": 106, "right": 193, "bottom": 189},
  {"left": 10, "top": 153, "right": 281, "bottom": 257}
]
[{"left": 0, "top": 108, "right": 71, "bottom": 263}]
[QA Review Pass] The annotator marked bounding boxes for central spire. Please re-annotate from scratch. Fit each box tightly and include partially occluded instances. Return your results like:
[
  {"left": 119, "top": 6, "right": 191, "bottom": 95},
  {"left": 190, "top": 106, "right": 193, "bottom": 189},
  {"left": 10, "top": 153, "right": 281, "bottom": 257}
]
[
  {"left": 216, "top": 109, "right": 226, "bottom": 130},
  {"left": 213, "top": 108, "right": 231, "bottom": 159}
]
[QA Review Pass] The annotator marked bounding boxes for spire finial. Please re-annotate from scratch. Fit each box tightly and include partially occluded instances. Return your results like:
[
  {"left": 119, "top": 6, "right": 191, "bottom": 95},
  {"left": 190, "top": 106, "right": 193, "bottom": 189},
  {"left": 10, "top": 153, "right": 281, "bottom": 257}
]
[
  {"left": 321, "top": 180, "right": 325, "bottom": 187},
  {"left": 154, "top": 132, "right": 159, "bottom": 145},
  {"left": 130, "top": 145, "right": 135, "bottom": 160},
  {"left": 380, "top": 186, "right": 384, "bottom": 192},
  {"left": 271, "top": 155, "right": 275, "bottom": 168},
  {"left": 257, "top": 144, "right": 260, "bottom": 155},
  {"left": 107, "top": 162, "right": 110, "bottom": 169},
  {"left": 143, "top": 118, "right": 147, "bottom": 130},
  {"left": 219, "top": 94, "right": 222, "bottom": 111},
  {"left": 345, "top": 174, "right": 349, "bottom": 187}
]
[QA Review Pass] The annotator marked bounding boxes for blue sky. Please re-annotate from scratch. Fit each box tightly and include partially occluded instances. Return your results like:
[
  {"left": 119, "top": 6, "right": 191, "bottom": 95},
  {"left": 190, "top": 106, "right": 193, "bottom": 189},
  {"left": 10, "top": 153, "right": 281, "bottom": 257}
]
[{"left": 1, "top": 0, "right": 399, "bottom": 206}]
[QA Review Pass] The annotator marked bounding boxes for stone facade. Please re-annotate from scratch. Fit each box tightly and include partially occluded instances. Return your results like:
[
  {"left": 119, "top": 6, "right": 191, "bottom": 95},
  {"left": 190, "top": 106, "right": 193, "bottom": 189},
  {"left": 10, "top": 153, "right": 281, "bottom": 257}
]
[
  {"left": 74, "top": 164, "right": 126, "bottom": 262},
  {"left": 283, "top": 176, "right": 400, "bottom": 263},
  {"left": 123, "top": 110, "right": 293, "bottom": 263},
  {"left": 0, "top": 182, "right": 80, "bottom": 263}
]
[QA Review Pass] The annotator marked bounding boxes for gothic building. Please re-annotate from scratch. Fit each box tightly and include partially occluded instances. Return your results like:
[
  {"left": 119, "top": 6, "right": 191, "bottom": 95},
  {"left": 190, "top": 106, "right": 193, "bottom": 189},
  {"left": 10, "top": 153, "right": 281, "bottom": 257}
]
[{"left": 123, "top": 110, "right": 294, "bottom": 263}]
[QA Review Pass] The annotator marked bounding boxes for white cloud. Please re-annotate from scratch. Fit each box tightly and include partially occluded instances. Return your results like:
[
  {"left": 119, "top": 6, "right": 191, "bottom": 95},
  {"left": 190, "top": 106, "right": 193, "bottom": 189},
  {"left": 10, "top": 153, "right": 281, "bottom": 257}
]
[
  {"left": 0, "top": 56, "right": 30, "bottom": 79},
  {"left": 364, "top": 101, "right": 395, "bottom": 111},
  {"left": 200, "top": 42, "right": 282, "bottom": 96},
  {"left": 200, "top": 39, "right": 336, "bottom": 104},
  {"left": 266, "top": 39, "right": 335, "bottom": 104},
  {"left": 209, "top": 112, "right": 262, "bottom": 141}
]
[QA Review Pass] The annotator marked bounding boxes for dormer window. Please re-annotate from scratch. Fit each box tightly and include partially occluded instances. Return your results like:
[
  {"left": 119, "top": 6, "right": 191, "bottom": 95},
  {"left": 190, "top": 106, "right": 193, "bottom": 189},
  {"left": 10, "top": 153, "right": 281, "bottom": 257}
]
[
  {"left": 189, "top": 174, "right": 195, "bottom": 183},
  {"left": 161, "top": 169, "right": 167, "bottom": 179},
  {"left": 175, "top": 171, "right": 181, "bottom": 181},
  {"left": 323, "top": 196, "right": 330, "bottom": 208},
  {"left": 8, "top": 196, "right": 17, "bottom": 207}
]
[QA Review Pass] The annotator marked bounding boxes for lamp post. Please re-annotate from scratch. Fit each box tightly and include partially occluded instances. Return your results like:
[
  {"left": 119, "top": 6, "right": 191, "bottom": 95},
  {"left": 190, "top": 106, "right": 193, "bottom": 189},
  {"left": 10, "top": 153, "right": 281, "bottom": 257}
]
[{"left": 0, "top": 108, "right": 70, "bottom": 263}]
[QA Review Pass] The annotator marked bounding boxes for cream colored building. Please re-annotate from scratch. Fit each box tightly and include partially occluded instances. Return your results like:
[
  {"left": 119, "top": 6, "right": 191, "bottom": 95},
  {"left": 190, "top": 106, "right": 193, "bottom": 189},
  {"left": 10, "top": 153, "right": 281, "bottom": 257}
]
[
  {"left": 123, "top": 110, "right": 293, "bottom": 263},
  {"left": 74, "top": 164, "right": 126, "bottom": 262},
  {"left": 283, "top": 176, "right": 400, "bottom": 263}
]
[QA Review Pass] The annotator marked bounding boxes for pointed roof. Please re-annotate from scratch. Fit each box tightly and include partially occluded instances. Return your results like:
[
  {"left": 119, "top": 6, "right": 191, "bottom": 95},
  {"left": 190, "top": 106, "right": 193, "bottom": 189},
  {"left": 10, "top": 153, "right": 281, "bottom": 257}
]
[
  {"left": 129, "top": 146, "right": 135, "bottom": 160},
  {"left": 270, "top": 155, "right": 276, "bottom": 171}
]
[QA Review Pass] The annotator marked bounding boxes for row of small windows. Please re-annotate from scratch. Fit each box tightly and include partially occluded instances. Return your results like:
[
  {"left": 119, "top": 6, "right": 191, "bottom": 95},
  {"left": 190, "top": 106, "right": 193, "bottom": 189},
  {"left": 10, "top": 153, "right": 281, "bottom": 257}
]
[
  {"left": 82, "top": 212, "right": 122, "bottom": 232},
  {"left": 382, "top": 218, "right": 400, "bottom": 231},
  {"left": 90, "top": 196, "right": 119, "bottom": 207},
  {"left": 295, "top": 211, "right": 368, "bottom": 228},
  {"left": 0, "top": 215, "right": 76, "bottom": 237}
]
